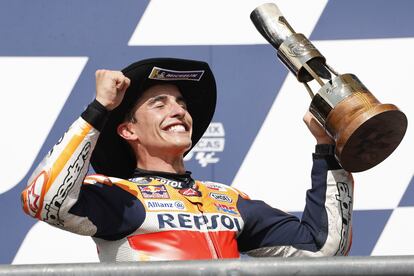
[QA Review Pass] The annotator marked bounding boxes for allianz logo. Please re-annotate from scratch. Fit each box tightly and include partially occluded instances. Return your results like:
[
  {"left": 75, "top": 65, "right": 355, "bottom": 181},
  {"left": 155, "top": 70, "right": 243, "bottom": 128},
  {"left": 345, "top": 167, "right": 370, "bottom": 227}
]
[{"left": 145, "top": 200, "right": 186, "bottom": 211}]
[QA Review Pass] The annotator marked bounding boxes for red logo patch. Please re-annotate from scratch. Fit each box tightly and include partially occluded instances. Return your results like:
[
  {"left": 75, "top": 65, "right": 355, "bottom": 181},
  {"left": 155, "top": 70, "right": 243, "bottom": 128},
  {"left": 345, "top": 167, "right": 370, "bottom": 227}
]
[
  {"left": 26, "top": 171, "right": 48, "bottom": 214},
  {"left": 179, "top": 188, "right": 202, "bottom": 197}
]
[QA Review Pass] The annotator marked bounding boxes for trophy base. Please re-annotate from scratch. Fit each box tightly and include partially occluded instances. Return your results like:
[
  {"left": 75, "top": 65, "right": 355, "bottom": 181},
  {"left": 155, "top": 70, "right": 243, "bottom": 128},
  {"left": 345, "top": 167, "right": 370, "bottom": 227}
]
[
  {"left": 310, "top": 74, "right": 408, "bottom": 172},
  {"left": 327, "top": 97, "right": 407, "bottom": 172}
]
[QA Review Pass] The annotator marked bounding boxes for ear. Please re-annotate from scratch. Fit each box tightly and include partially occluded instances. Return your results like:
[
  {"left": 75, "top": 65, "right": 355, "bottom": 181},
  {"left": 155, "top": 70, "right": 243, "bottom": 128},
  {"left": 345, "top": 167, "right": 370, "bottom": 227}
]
[{"left": 117, "top": 122, "right": 139, "bottom": 141}]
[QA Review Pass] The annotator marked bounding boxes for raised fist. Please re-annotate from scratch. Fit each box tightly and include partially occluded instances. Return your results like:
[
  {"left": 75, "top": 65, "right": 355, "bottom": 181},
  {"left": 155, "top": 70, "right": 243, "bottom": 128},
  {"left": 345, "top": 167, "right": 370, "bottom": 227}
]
[{"left": 95, "top": 70, "right": 131, "bottom": 111}]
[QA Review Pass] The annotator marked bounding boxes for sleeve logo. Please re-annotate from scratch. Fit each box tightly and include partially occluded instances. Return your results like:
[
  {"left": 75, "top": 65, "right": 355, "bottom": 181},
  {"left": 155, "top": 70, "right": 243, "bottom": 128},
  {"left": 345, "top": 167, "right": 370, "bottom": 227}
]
[{"left": 209, "top": 192, "right": 232, "bottom": 203}]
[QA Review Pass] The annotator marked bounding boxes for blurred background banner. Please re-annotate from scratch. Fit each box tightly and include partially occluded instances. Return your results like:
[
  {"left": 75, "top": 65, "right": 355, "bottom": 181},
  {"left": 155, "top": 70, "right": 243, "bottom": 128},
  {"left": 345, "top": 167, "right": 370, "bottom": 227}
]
[{"left": 1, "top": 0, "right": 413, "bottom": 264}]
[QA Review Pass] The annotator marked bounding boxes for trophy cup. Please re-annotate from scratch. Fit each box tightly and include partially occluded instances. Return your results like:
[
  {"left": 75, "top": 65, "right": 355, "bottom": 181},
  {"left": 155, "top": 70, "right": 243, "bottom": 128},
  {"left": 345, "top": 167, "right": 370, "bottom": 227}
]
[{"left": 250, "top": 3, "right": 407, "bottom": 172}]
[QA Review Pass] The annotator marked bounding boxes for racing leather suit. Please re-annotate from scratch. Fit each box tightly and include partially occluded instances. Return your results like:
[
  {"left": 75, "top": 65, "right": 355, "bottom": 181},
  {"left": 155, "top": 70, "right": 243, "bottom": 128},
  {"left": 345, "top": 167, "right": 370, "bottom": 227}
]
[{"left": 21, "top": 100, "right": 354, "bottom": 261}]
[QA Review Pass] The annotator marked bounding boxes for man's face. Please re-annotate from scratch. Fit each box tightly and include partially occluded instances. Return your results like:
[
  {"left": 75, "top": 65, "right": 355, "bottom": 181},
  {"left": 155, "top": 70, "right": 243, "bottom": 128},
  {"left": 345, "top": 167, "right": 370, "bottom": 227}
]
[{"left": 125, "top": 84, "right": 193, "bottom": 156}]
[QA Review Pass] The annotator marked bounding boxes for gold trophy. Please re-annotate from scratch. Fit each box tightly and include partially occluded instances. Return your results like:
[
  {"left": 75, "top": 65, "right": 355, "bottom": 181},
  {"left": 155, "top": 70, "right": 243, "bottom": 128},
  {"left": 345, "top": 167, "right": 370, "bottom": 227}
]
[{"left": 251, "top": 3, "right": 407, "bottom": 172}]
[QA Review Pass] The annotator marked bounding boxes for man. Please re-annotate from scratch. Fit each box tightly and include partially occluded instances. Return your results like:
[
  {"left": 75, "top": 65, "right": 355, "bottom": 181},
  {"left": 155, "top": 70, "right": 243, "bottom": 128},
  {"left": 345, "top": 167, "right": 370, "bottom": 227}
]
[{"left": 21, "top": 58, "right": 353, "bottom": 261}]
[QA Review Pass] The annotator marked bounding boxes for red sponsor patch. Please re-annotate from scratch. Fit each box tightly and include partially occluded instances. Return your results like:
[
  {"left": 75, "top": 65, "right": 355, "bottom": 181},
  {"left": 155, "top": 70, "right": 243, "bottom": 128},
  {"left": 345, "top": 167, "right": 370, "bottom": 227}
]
[{"left": 179, "top": 188, "right": 202, "bottom": 197}]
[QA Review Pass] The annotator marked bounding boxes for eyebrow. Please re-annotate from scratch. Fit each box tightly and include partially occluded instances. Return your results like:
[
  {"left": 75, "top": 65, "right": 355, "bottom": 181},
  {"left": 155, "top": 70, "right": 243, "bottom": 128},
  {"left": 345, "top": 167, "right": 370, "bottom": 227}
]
[
  {"left": 148, "top": 95, "right": 168, "bottom": 105},
  {"left": 147, "top": 95, "right": 187, "bottom": 105}
]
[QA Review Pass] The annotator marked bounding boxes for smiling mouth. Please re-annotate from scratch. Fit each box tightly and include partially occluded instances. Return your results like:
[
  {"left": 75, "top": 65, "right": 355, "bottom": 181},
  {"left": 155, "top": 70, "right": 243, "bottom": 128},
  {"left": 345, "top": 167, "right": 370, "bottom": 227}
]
[
  {"left": 162, "top": 122, "right": 190, "bottom": 133},
  {"left": 165, "top": 124, "right": 186, "bottom": 133}
]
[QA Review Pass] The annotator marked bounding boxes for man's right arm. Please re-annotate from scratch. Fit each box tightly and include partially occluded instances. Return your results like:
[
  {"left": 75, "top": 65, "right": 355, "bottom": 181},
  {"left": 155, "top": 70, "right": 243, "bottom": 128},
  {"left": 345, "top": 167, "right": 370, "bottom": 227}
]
[
  {"left": 21, "top": 100, "right": 107, "bottom": 235},
  {"left": 21, "top": 70, "right": 131, "bottom": 236}
]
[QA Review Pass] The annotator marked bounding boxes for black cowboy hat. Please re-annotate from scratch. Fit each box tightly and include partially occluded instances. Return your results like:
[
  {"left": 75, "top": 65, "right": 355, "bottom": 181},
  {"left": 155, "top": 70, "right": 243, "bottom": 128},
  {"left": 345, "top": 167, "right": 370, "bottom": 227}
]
[{"left": 90, "top": 57, "right": 217, "bottom": 178}]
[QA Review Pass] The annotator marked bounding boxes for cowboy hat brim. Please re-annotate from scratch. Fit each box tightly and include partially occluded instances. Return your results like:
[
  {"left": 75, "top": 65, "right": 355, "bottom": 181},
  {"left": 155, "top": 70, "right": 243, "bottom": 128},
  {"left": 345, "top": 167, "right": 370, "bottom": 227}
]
[{"left": 90, "top": 58, "right": 217, "bottom": 178}]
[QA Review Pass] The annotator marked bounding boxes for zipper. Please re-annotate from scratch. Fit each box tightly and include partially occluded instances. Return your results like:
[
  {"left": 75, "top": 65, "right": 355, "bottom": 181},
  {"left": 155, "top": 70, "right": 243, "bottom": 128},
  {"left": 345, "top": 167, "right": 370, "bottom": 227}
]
[
  {"left": 175, "top": 181, "right": 221, "bottom": 259},
  {"left": 196, "top": 203, "right": 220, "bottom": 259}
]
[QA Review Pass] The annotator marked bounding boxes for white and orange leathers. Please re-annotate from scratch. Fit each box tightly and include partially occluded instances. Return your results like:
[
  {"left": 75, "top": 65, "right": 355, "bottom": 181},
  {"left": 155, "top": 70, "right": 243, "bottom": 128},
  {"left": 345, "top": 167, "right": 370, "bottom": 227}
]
[{"left": 22, "top": 113, "right": 354, "bottom": 261}]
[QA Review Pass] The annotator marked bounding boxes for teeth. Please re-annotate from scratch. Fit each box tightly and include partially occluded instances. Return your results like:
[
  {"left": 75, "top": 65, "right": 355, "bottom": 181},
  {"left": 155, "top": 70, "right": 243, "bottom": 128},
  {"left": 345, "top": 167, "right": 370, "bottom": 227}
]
[{"left": 166, "top": 125, "right": 186, "bottom": 132}]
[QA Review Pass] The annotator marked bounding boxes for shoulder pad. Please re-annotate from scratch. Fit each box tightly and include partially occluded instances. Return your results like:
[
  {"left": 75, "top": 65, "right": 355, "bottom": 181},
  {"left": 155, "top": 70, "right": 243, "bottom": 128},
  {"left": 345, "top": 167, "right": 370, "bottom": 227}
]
[
  {"left": 83, "top": 174, "right": 113, "bottom": 186},
  {"left": 201, "top": 181, "right": 251, "bottom": 200}
]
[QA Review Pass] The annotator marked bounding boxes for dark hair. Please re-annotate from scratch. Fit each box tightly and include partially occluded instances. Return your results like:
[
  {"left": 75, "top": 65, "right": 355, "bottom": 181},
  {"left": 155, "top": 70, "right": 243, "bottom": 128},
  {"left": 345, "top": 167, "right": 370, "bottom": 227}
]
[{"left": 123, "top": 106, "right": 138, "bottom": 123}]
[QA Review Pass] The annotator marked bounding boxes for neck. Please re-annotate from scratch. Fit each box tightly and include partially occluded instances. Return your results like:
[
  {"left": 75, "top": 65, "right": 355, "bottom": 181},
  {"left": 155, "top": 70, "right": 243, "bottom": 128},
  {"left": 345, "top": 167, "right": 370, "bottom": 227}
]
[{"left": 135, "top": 147, "right": 186, "bottom": 174}]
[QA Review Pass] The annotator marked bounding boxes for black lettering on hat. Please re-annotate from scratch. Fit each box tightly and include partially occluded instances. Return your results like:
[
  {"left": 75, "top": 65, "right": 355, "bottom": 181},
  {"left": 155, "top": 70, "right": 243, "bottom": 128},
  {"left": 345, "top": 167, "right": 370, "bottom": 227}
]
[{"left": 149, "top": 67, "right": 204, "bottom": 81}]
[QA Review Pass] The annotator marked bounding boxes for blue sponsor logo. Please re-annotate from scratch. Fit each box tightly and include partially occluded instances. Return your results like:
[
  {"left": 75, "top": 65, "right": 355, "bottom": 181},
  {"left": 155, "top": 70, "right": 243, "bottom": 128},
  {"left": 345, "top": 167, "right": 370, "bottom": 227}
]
[
  {"left": 146, "top": 200, "right": 186, "bottom": 211},
  {"left": 157, "top": 213, "right": 242, "bottom": 232}
]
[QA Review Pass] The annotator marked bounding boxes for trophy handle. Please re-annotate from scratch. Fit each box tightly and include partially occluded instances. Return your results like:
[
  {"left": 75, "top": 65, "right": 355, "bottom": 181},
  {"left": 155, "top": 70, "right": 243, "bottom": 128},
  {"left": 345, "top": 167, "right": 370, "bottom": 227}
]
[{"left": 251, "top": 3, "right": 331, "bottom": 83}]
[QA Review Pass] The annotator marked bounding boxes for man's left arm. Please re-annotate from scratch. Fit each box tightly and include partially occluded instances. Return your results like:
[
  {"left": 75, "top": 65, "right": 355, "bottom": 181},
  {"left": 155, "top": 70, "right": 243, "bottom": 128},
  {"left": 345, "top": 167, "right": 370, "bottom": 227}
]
[
  {"left": 236, "top": 147, "right": 353, "bottom": 257},
  {"left": 236, "top": 112, "right": 353, "bottom": 257}
]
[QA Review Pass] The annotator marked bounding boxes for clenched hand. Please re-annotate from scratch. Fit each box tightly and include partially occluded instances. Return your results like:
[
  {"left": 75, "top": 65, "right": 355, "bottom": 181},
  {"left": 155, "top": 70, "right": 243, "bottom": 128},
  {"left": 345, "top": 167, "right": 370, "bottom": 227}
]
[{"left": 95, "top": 70, "right": 131, "bottom": 111}]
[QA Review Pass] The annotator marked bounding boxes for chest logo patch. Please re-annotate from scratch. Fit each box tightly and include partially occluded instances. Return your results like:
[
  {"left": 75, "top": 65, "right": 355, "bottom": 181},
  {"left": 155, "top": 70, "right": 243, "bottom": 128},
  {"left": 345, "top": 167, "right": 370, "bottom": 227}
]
[
  {"left": 214, "top": 203, "right": 238, "bottom": 215},
  {"left": 205, "top": 182, "right": 227, "bottom": 192},
  {"left": 138, "top": 185, "right": 170, "bottom": 199},
  {"left": 209, "top": 192, "right": 232, "bottom": 203},
  {"left": 179, "top": 188, "right": 202, "bottom": 197}
]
